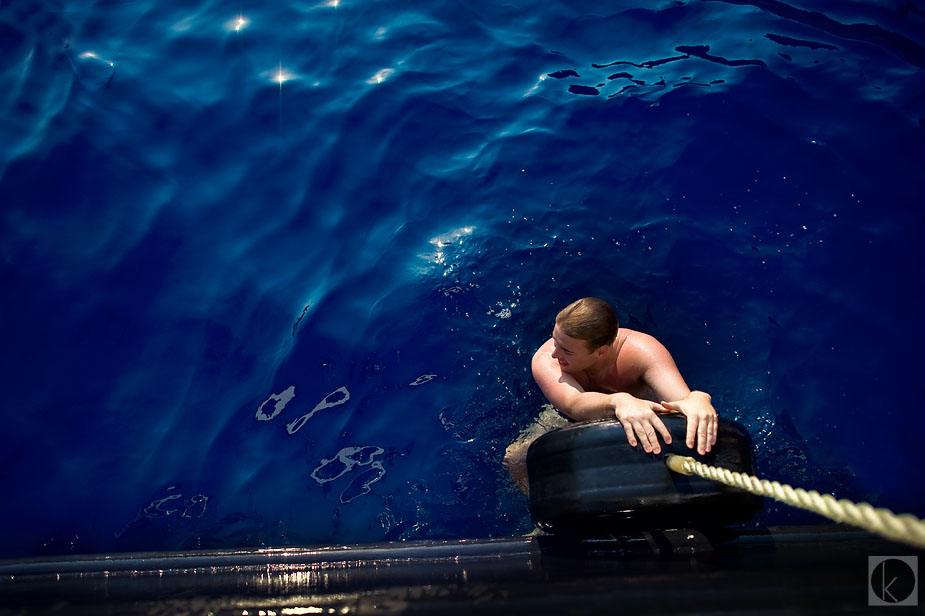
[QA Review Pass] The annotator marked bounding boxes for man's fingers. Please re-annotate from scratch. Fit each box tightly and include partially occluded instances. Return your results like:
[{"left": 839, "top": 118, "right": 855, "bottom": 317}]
[
  {"left": 635, "top": 422, "right": 653, "bottom": 453},
  {"left": 623, "top": 423, "right": 638, "bottom": 448},
  {"left": 686, "top": 417, "right": 697, "bottom": 449},
  {"left": 644, "top": 423, "right": 661, "bottom": 454},
  {"left": 632, "top": 421, "right": 660, "bottom": 454},
  {"left": 698, "top": 417, "right": 709, "bottom": 454},
  {"left": 619, "top": 409, "right": 677, "bottom": 455},
  {"left": 693, "top": 414, "right": 719, "bottom": 454},
  {"left": 651, "top": 414, "right": 672, "bottom": 445},
  {"left": 640, "top": 417, "right": 669, "bottom": 454}
]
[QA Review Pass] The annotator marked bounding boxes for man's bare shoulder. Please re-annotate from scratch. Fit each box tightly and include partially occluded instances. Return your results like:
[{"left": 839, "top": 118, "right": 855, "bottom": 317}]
[
  {"left": 621, "top": 328, "right": 661, "bottom": 350},
  {"left": 533, "top": 337, "right": 555, "bottom": 356},
  {"left": 622, "top": 328, "right": 681, "bottom": 378},
  {"left": 531, "top": 338, "right": 556, "bottom": 373},
  {"left": 617, "top": 329, "right": 673, "bottom": 366}
]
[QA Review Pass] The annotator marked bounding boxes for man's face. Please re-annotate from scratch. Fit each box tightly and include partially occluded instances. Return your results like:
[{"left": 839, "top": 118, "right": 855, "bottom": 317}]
[{"left": 551, "top": 324, "right": 603, "bottom": 373}]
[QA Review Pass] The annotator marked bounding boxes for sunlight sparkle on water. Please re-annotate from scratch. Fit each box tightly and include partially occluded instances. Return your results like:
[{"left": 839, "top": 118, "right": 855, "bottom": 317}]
[
  {"left": 423, "top": 226, "right": 475, "bottom": 268},
  {"left": 79, "top": 51, "right": 114, "bottom": 67},
  {"left": 264, "top": 65, "right": 297, "bottom": 85},
  {"left": 224, "top": 15, "right": 250, "bottom": 32},
  {"left": 367, "top": 68, "right": 395, "bottom": 84},
  {"left": 524, "top": 74, "right": 547, "bottom": 97}
]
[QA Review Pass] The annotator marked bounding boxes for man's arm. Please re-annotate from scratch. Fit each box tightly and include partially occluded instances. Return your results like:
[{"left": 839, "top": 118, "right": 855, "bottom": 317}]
[
  {"left": 634, "top": 333, "right": 718, "bottom": 455},
  {"left": 531, "top": 341, "right": 673, "bottom": 454}
]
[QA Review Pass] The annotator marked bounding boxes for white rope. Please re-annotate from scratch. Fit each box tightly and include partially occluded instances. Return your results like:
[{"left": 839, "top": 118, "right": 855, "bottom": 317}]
[{"left": 666, "top": 454, "right": 925, "bottom": 550}]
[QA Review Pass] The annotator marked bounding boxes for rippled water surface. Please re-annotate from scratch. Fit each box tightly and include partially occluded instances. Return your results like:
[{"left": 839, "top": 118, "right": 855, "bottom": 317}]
[{"left": 2, "top": 0, "right": 924, "bottom": 558}]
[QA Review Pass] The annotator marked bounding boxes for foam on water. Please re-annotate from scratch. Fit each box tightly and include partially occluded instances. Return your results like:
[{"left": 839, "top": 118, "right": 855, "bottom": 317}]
[
  {"left": 310, "top": 446, "right": 387, "bottom": 504},
  {"left": 255, "top": 385, "right": 297, "bottom": 421},
  {"left": 285, "top": 386, "right": 351, "bottom": 435}
]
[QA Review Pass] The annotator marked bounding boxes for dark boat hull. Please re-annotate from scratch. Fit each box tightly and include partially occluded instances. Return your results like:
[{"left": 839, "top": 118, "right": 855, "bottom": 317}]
[{"left": 1, "top": 525, "right": 920, "bottom": 614}]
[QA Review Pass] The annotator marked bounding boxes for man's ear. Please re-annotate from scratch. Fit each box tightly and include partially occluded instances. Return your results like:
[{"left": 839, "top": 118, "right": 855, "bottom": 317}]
[{"left": 595, "top": 344, "right": 609, "bottom": 358}]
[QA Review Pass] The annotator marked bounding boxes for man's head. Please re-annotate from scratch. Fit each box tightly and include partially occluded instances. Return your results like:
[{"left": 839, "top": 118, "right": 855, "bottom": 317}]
[{"left": 555, "top": 297, "right": 619, "bottom": 351}]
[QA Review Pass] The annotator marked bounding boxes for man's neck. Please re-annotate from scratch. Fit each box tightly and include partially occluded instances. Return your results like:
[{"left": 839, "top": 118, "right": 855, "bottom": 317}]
[{"left": 584, "top": 344, "right": 618, "bottom": 381}]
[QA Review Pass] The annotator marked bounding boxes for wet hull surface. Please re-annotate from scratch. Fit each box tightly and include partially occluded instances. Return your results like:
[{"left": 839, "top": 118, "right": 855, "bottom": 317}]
[{"left": 2, "top": 525, "right": 920, "bottom": 614}]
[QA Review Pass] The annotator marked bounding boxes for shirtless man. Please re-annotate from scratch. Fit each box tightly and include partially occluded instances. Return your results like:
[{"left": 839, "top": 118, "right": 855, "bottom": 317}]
[{"left": 504, "top": 297, "right": 718, "bottom": 494}]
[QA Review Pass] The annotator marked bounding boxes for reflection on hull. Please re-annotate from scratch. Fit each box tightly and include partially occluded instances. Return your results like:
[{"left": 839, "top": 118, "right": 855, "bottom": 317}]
[{"left": 1, "top": 526, "right": 922, "bottom": 614}]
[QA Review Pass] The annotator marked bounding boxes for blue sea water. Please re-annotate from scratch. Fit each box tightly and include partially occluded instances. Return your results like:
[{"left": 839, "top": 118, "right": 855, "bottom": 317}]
[{"left": 1, "top": 0, "right": 924, "bottom": 559}]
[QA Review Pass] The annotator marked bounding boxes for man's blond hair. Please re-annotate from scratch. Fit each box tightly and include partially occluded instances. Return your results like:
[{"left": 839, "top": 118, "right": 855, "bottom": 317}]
[{"left": 555, "top": 297, "right": 619, "bottom": 351}]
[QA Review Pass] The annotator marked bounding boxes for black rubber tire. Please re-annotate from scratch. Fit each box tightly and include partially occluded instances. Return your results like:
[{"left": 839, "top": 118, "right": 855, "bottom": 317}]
[{"left": 527, "top": 415, "right": 763, "bottom": 535}]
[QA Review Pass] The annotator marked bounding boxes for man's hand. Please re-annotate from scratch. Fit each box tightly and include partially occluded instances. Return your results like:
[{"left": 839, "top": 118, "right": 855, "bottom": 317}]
[
  {"left": 660, "top": 391, "right": 717, "bottom": 455},
  {"left": 612, "top": 393, "right": 672, "bottom": 455}
]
